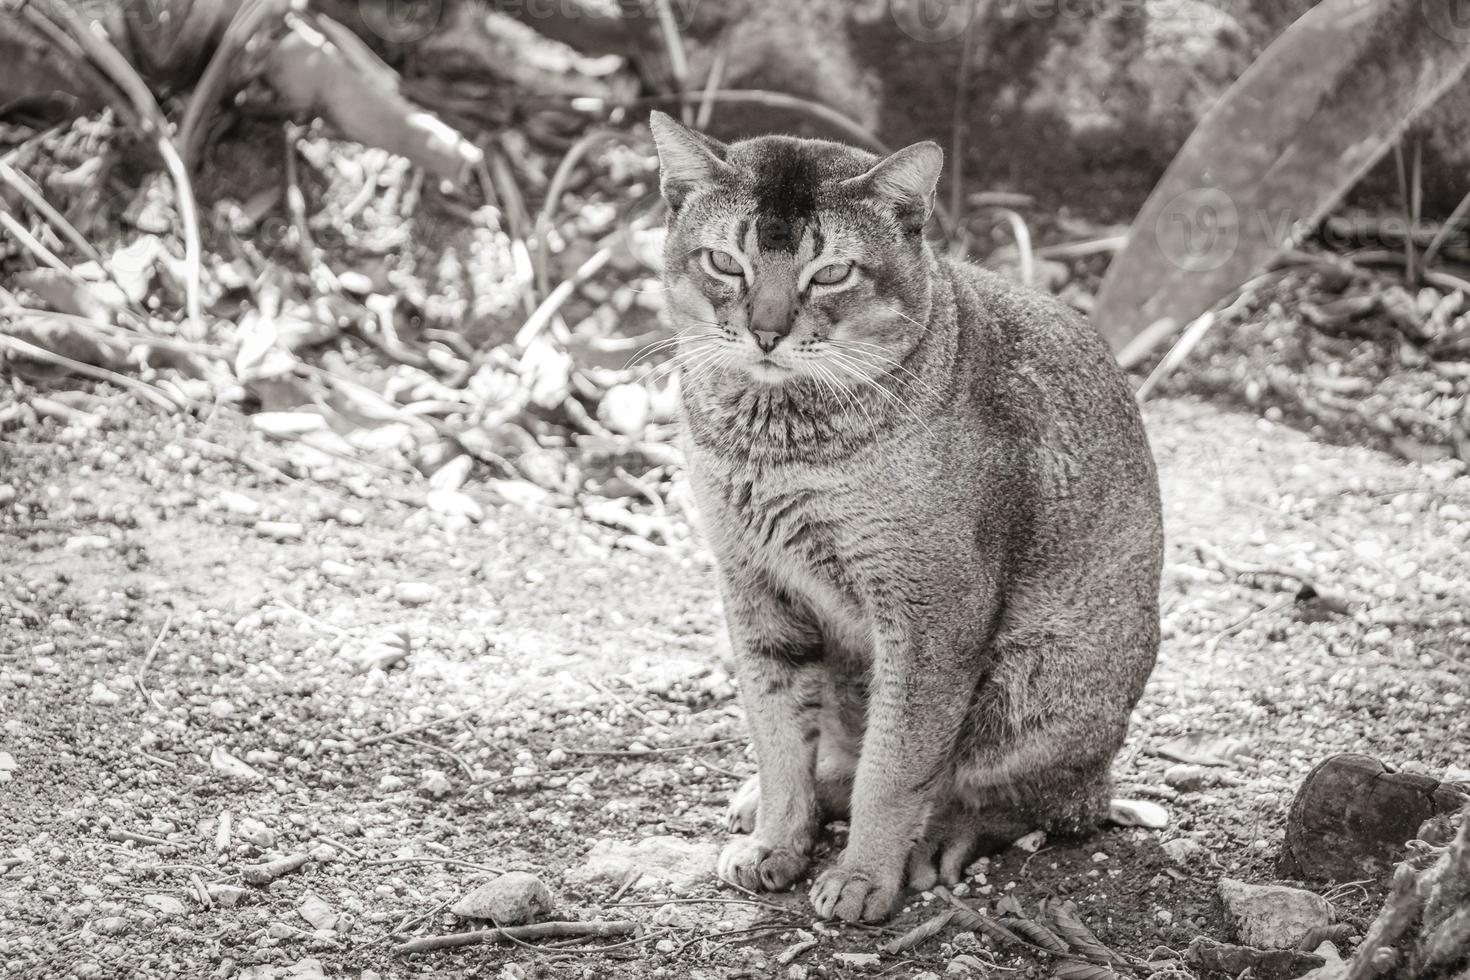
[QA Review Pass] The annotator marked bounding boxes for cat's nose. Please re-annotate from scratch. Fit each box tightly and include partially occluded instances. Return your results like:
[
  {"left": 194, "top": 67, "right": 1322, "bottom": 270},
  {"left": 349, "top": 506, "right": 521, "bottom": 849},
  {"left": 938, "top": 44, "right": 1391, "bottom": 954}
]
[{"left": 752, "top": 330, "right": 783, "bottom": 352}]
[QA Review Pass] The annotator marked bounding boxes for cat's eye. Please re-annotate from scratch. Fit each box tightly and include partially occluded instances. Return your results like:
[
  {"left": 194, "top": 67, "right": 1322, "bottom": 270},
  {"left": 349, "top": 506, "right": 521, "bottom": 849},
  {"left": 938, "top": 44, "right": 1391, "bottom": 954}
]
[
  {"left": 704, "top": 248, "right": 743, "bottom": 278},
  {"left": 810, "top": 262, "right": 853, "bottom": 286}
]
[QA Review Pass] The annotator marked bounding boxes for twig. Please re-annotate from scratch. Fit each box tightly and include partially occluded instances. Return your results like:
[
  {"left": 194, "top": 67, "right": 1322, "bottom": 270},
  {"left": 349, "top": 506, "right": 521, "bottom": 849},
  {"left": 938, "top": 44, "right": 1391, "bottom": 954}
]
[
  {"left": 1136, "top": 311, "right": 1217, "bottom": 401},
  {"left": 0, "top": 333, "right": 182, "bottom": 412},
  {"left": 134, "top": 613, "right": 174, "bottom": 708},
  {"left": 239, "top": 852, "right": 310, "bottom": 885},
  {"left": 652, "top": 0, "right": 690, "bottom": 123},
  {"left": 365, "top": 856, "right": 504, "bottom": 874},
  {"left": 107, "top": 829, "right": 176, "bottom": 848},
  {"left": 563, "top": 737, "right": 738, "bottom": 757},
  {"left": 31, "top": 0, "right": 205, "bottom": 339},
  {"left": 987, "top": 207, "right": 1034, "bottom": 287},
  {"left": 1203, "top": 596, "right": 1292, "bottom": 657},
  {"left": 0, "top": 206, "right": 79, "bottom": 276},
  {"left": 401, "top": 736, "right": 476, "bottom": 781},
  {"left": 514, "top": 247, "right": 613, "bottom": 351},
  {"left": 353, "top": 707, "right": 482, "bottom": 747},
  {"left": 392, "top": 920, "right": 636, "bottom": 955},
  {"left": 0, "top": 160, "right": 103, "bottom": 265},
  {"left": 1424, "top": 185, "right": 1470, "bottom": 268},
  {"left": 694, "top": 47, "right": 727, "bottom": 130}
]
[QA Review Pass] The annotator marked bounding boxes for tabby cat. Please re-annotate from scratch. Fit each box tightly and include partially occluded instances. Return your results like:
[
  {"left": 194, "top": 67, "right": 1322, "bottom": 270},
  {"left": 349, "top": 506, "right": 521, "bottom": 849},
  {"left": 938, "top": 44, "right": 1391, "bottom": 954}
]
[{"left": 650, "top": 111, "right": 1163, "bottom": 923}]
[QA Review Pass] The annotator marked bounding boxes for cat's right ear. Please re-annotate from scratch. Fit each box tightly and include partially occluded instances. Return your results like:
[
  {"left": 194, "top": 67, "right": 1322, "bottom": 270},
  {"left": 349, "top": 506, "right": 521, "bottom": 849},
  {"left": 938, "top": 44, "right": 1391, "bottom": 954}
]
[{"left": 649, "top": 111, "right": 733, "bottom": 210}]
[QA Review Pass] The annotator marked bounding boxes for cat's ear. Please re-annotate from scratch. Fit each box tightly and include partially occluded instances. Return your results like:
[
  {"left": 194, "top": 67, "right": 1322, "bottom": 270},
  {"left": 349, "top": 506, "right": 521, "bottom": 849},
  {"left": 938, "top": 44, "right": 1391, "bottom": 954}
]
[
  {"left": 845, "top": 141, "right": 943, "bottom": 232},
  {"left": 649, "top": 111, "right": 733, "bottom": 210}
]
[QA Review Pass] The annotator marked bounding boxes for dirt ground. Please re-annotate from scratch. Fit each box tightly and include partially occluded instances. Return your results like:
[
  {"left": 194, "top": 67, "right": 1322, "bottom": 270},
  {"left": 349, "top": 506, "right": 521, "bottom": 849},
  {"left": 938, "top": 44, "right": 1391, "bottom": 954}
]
[{"left": 2, "top": 385, "right": 1469, "bottom": 980}]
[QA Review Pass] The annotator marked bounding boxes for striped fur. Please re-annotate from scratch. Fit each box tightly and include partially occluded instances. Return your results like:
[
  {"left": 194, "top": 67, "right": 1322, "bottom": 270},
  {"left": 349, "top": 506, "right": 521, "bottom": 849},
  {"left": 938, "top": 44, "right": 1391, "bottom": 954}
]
[{"left": 651, "top": 113, "right": 1163, "bottom": 923}]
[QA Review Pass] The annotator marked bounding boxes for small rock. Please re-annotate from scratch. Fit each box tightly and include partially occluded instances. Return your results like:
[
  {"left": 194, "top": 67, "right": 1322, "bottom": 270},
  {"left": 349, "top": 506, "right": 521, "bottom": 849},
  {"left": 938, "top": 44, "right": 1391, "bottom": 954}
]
[
  {"left": 1109, "top": 798, "right": 1169, "bottom": 828},
  {"left": 451, "top": 871, "right": 555, "bottom": 925},
  {"left": 426, "top": 488, "right": 484, "bottom": 522},
  {"left": 88, "top": 683, "right": 120, "bottom": 707},
  {"left": 92, "top": 916, "right": 129, "bottom": 936},
  {"left": 238, "top": 817, "right": 275, "bottom": 848},
  {"left": 337, "top": 271, "right": 373, "bottom": 295},
  {"left": 142, "top": 893, "right": 186, "bottom": 916},
  {"left": 217, "top": 490, "right": 262, "bottom": 516},
  {"left": 378, "top": 774, "right": 405, "bottom": 792},
  {"left": 0, "top": 751, "right": 16, "bottom": 772},
  {"left": 210, "top": 746, "right": 263, "bottom": 781},
  {"left": 285, "top": 958, "right": 326, "bottom": 980},
  {"left": 1162, "top": 837, "right": 1214, "bottom": 866},
  {"left": 598, "top": 384, "right": 651, "bottom": 435},
  {"left": 320, "top": 559, "right": 357, "bottom": 580},
  {"left": 297, "top": 894, "right": 337, "bottom": 931},
  {"left": 65, "top": 535, "right": 113, "bottom": 553},
  {"left": 420, "top": 769, "right": 452, "bottom": 798},
  {"left": 393, "top": 582, "right": 436, "bottom": 606},
  {"left": 1011, "top": 830, "right": 1046, "bottom": 853},
  {"left": 207, "top": 884, "right": 250, "bottom": 907},
  {"left": 255, "top": 520, "right": 304, "bottom": 541},
  {"left": 834, "top": 952, "right": 881, "bottom": 969},
  {"left": 1218, "top": 878, "right": 1333, "bottom": 949},
  {"left": 337, "top": 507, "right": 365, "bottom": 526},
  {"left": 0, "top": 484, "right": 15, "bottom": 507}
]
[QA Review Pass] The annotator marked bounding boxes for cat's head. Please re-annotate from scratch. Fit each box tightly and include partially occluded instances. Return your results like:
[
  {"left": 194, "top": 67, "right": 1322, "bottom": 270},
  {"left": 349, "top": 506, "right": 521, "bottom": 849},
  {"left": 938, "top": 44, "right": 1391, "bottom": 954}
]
[{"left": 650, "top": 112, "right": 942, "bottom": 388}]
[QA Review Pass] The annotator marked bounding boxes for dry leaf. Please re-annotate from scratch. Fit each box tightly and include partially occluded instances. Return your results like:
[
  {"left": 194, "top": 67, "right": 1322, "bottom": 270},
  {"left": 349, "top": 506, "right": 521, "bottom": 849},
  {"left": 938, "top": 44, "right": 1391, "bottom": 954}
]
[{"left": 1153, "top": 732, "right": 1251, "bottom": 767}]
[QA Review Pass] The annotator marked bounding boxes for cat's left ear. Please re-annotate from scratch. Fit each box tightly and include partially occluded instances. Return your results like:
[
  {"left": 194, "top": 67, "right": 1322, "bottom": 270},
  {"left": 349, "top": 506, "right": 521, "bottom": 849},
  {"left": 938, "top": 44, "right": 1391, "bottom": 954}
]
[
  {"left": 649, "top": 111, "right": 733, "bottom": 210},
  {"left": 845, "top": 141, "right": 943, "bottom": 232}
]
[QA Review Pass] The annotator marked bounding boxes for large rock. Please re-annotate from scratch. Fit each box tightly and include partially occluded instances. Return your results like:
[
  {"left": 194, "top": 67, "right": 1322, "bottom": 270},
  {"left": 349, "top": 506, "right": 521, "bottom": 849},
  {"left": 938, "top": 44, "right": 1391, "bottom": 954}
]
[
  {"left": 1280, "top": 754, "right": 1470, "bottom": 882},
  {"left": 1218, "top": 878, "right": 1333, "bottom": 949},
  {"left": 451, "top": 871, "right": 555, "bottom": 925},
  {"left": 564, "top": 836, "right": 718, "bottom": 896}
]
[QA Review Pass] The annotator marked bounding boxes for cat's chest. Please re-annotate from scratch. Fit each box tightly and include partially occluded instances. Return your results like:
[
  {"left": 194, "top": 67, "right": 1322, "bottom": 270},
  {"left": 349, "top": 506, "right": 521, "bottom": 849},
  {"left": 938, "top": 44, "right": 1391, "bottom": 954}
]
[{"left": 705, "top": 461, "right": 887, "bottom": 647}]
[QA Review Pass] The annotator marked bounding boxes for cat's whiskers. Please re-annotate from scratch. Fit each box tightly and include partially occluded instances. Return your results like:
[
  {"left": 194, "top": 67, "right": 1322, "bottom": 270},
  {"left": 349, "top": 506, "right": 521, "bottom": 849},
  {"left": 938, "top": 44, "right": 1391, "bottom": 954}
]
[
  {"left": 827, "top": 338, "right": 944, "bottom": 404},
  {"left": 643, "top": 338, "right": 726, "bottom": 385},
  {"left": 810, "top": 360, "right": 879, "bottom": 437},
  {"left": 825, "top": 349, "right": 936, "bottom": 439}
]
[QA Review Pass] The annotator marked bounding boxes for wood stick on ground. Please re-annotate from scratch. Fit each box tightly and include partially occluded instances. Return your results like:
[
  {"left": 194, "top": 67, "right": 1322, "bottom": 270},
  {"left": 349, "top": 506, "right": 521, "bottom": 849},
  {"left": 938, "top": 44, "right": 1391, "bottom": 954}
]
[
  {"left": 353, "top": 706, "right": 482, "bottom": 747},
  {"left": 134, "top": 613, "right": 174, "bottom": 709},
  {"left": 0, "top": 334, "right": 183, "bottom": 412},
  {"left": 392, "top": 920, "right": 636, "bottom": 955}
]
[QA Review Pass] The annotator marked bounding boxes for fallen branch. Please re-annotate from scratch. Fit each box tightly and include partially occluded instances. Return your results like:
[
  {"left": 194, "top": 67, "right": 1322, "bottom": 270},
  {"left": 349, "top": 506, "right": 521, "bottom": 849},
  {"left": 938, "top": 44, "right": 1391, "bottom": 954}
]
[
  {"left": 0, "top": 333, "right": 184, "bottom": 412},
  {"left": 392, "top": 920, "right": 636, "bottom": 955}
]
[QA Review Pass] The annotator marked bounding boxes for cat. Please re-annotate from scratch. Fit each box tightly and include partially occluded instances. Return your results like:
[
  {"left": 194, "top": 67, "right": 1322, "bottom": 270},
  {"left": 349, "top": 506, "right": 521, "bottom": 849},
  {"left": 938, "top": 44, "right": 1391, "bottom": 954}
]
[{"left": 649, "top": 110, "right": 1163, "bottom": 923}]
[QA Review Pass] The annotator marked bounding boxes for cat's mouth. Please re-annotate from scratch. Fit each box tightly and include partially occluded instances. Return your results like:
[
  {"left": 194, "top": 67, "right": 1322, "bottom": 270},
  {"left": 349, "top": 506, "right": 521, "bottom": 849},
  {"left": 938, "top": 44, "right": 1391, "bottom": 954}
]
[{"left": 745, "top": 356, "right": 793, "bottom": 384}]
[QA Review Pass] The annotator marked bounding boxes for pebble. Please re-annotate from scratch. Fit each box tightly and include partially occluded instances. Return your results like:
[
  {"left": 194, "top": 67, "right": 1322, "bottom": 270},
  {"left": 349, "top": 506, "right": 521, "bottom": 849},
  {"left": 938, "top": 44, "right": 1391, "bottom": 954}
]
[
  {"left": 337, "top": 271, "right": 374, "bottom": 295},
  {"left": 0, "top": 752, "right": 15, "bottom": 772},
  {"left": 337, "top": 507, "right": 365, "bottom": 526},
  {"left": 393, "top": 582, "right": 436, "bottom": 606},
  {"left": 0, "top": 484, "right": 14, "bottom": 508},
  {"left": 239, "top": 817, "right": 275, "bottom": 848},
  {"left": 379, "top": 774, "right": 405, "bottom": 792},
  {"left": 217, "top": 490, "right": 262, "bottom": 516},
  {"left": 207, "top": 884, "right": 249, "bottom": 907},
  {"left": 255, "top": 521, "right": 304, "bottom": 541},
  {"left": 420, "top": 770, "right": 452, "bottom": 798},
  {"left": 320, "top": 559, "right": 357, "bottom": 580},
  {"left": 1217, "top": 878, "right": 1332, "bottom": 949},
  {"left": 91, "top": 917, "right": 129, "bottom": 936},
  {"left": 88, "top": 683, "right": 121, "bottom": 707},
  {"left": 65, "top": 535, "right": 113, "bottom": 553},
  {"left": 142, "top": 894, "right": 186, "bottom": 915}
]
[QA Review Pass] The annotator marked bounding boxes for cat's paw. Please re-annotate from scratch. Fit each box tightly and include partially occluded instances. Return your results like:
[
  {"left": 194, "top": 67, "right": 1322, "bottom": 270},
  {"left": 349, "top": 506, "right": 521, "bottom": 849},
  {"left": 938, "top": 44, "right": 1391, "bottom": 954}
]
[
  {"left": 717, "top": 837, "right": 807, "bottom": 892},
  {"left": 906, "top": 821, "right": 985, "bottom": 892},
  {"left": 809, "top": 864, "right": 902, "bottom": 923},
  {"left": 726, "top": 776, "right": 760, "bottom": 833}
]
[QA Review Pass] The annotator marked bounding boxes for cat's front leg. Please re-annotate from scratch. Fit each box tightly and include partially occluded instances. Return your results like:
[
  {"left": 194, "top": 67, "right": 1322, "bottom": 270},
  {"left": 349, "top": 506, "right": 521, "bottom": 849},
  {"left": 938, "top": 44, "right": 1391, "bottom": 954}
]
[
  {"left": 715, "top": 567, "right": 825, "bottom": 893},
  {"left": 810, "top": 622, "right": 980, "bottom": 922}
]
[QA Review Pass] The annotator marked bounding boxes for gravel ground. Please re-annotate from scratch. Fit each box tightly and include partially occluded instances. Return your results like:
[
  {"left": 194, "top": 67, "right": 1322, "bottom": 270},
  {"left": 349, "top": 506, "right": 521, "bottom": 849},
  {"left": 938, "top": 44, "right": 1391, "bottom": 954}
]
[{"left": 2, "top": 386, "right": 1469, "bottom": 979}]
